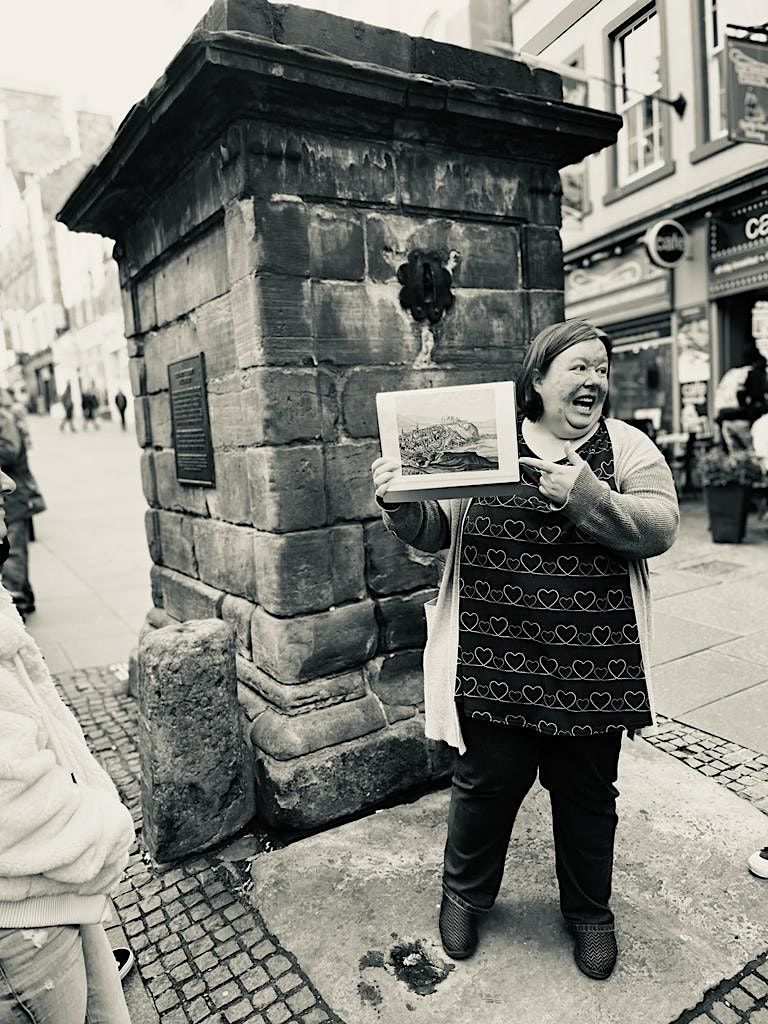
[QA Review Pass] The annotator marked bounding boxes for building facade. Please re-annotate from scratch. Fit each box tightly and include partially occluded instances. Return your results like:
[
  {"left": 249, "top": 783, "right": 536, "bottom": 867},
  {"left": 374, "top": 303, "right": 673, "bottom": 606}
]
[
  {"left": 0, "top": 87, "right": 130, "bottom": 419},
  {"left": 512, "top": 0, "right": 768, "bottom": 435}
]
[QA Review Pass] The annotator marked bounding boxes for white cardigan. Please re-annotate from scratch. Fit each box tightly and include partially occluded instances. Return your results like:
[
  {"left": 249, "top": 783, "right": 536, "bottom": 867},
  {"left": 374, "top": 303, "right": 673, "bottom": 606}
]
[
  {"left": 383, "top": 419, "right": 680, "bottom": 755},
  {"left": 0, "top": 586, "right": 135, "bottom": 927}
]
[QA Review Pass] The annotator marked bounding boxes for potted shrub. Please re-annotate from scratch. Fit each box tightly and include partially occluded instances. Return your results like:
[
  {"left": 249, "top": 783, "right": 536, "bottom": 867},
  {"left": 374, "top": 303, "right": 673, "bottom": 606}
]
[{"left": 698, "top": 448, "right": 765, "bottom": 543}]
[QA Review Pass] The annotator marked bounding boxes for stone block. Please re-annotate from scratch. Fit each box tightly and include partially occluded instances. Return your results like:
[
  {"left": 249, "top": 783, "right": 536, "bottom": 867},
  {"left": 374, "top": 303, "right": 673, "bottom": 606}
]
[
  {"left": 119, "top": 280, "right": 137, "bottom": 338},
  {"left": 341, "top": 366, "right": 509, "bottom": 439},
  {"left": 138, "top": 619, "right": 253, "bottom": 861},
  {"left": 246, "top": 446, "right": 326, "bottom": 532},
  {"left": 140, "top": 451, "right": 159, "bottom": 508},
  {"left": 150, "top": 565, "right": 164, "bottom": 609},
  {"left": 324, "top": 441, "right": 380, "bottom": 522},
  {"left": 135, "top": 275, "right": 157, "bottom": 334},
  {"left": 254, "top": 717, "right": 429, "bottom": 829},
  {"left": 221, "top": 595, "right": 255, "bottom": 659},
  {"left": 207, "top": 450, "right": 252, "bottom": 525},
  {"left": 157, "top": 511, "right": 197, "bottom": 576},
  {"left": 144, "top": 297, "right": 236, "bottom": 396},
  {"left": 253, "top": 525, "right": 366, "bottom": 616},
  {"left": 308, "top": 206, "right": 364, "bottom": 280},
  {"left": 153, "top": 222, "right": 229, "bottom": 326},
  {"left": 522, "top": 225, "right": 563, "bottom": 291},
  {"left": 157, "top": 567, "right": 224, "bottom": 621},
  {"left": 375, "top": 589, "right": 436, "bottom": 651},
  {"left": 366, "top": 213, "right": 520, "bottom": 290},
  {"left": 129, "top": 356, "right": 146, "bottom": 398},
  {"left": 145, "top": 510, "right": 162, "bottom": 564},
  {"left": 192, "top": 519, "right": 258, "bottom": 602},
  {"left": 528, "top": 290, "right": 565, "bottom": 337},
  {"left": 146, "top": 393, "right": 172, "bottom": 448},
  {"left": 226, "top": 197, "right": 310, "bottom": 282},
  {"left": 134, "top": 397, "right": 151, "bottom": 447},
  {"left": 128, "top": 646, "right": 139, "bottom": 698},
  {"left": 207, "top": 373, "right": 246, "bottom": 449},
  {"left": 397, "top": 148, "right": 531, "bottom": 221},
  {"left": 365, "top": 521, "right": 442, "bottom": 596},
  {"left": 529, "top": 167, "right": 563, "bottom": 228},
  {"left": 239, "top": 367, "right": 324, "bottom": 445},
  {"left": 367, "top": 650, "right": 423, "bottom": 706},
  {"left": 312, "top": 281, "right": 420, "bottom": 365},
  {"left": 434, "top": 289, "right": 528, "bottom": 367},
  {"left": 250, "top": 600, "right": 377, "bottom": 683},
  {"left": 231, "top": 274, "right": 314, "bottom": 369},
  {"left": 251, "top": 694, "right": 387, "bottom": 761},
  {"left": 154, "top": 450, "right": 208, "bottom": 515},
  {"left": 237, "top": 657, "right": 367, "bottom": 714},
  {"left": 143, "top": 320, "right": 195, "bottom": 395}
]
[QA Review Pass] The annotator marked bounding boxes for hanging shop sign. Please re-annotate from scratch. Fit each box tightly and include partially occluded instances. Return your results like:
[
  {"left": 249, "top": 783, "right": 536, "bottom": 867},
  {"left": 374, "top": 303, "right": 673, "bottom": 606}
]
[
  {"left": 709, "top": 194, "right": 768, "bottom": 296},
  {"left": 643, "top": 220, "right": 689, "bottom": 269},
  {"left": 565, "top": 245, "right": 670, "bottom": 326},
  {"left": 726, "top": 36, "right": 768, "bottom": 146}
]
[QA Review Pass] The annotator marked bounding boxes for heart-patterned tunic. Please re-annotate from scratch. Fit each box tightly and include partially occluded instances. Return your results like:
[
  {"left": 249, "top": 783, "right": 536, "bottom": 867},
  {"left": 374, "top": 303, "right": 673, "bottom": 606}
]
[{"left": 455, "top": 419, "right": 652, "bottom": 737}]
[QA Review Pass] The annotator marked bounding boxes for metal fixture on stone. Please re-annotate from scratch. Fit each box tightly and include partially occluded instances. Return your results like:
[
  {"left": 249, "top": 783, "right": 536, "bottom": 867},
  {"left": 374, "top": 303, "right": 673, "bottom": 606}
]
[{"left": 397, "top": 251, "right": 455, "bottom": 324}]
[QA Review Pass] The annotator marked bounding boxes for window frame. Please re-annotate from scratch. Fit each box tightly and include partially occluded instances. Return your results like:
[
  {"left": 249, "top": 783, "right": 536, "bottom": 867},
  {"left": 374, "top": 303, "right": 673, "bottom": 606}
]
[
  {"left": 602, "top": 0, "right": 675, "bottom": 205},
  {"left": 560, "top": 46, "right": 594, "bottom": 222}
]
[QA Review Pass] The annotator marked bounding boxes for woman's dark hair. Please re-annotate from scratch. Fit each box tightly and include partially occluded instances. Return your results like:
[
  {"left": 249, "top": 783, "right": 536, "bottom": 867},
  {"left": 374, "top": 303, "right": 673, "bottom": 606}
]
[{"left": 517, "top": 320, "right": 612, "bottom": 421}]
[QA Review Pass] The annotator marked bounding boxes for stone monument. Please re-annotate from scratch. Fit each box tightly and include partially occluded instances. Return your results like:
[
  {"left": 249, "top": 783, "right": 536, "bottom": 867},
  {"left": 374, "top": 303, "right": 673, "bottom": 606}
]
[{"left": 59, "top": 0, "right": 621, "bottom": 829}]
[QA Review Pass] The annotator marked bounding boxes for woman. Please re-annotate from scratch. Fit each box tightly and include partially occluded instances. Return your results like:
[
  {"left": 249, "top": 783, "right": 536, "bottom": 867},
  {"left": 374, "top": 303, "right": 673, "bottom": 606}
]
[
  {"left": 0, "top": 469, "right": 136, "bottom": 1021},
  {"left": 371, "top": 320, "right": 678, "bottom": 980}
]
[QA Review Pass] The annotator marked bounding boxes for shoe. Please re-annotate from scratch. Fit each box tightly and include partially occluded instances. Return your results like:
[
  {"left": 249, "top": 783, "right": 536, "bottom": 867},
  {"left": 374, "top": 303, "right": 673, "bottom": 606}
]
[
  {"left": 748, "top": 848, "right": 768, "bottom": 879},
  {"left": 438, "top": 891, "right": 482, "bottom": 960},
  {"left": 113, "top": 946, "right": 134, "bottom": 982},
  {"left": 570, "top": 927, "right": 618, "bottom": 980}
]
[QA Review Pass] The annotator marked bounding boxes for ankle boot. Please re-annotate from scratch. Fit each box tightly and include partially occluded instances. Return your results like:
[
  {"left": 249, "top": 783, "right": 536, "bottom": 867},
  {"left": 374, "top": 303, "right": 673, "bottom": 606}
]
[
  {"left": 570, "top": 927, "right": 618, "bottom": 980},
  {"left": 438, "top": 892, "right": 482, "bottom": 960}
]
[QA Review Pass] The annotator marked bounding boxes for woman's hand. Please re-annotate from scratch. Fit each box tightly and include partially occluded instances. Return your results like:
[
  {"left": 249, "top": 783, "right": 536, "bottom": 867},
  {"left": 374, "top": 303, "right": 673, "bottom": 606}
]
[
  {"left": 518, "top": 442, "right": 586, "bottom": 506},
  {"left": 371, "top": 456, "right": 401, "bottom": 507}
]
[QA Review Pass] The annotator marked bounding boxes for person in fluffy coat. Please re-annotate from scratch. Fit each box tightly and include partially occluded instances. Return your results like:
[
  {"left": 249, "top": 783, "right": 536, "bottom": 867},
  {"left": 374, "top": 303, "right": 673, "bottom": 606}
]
[{"left": 0, "top": 467, "right": 136, "bottom": 1022}]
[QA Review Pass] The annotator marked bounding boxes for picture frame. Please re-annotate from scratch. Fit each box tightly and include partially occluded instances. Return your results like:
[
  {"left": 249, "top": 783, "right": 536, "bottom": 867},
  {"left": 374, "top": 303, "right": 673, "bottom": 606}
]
[{"left": 375, "top": 381, "right": 520, "bottom": 502}]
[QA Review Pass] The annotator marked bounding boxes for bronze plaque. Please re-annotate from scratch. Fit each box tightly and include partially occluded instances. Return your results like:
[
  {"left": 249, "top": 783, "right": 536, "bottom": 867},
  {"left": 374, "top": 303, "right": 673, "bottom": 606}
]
[{"left": 168, "top": 353, "right": 216, "bottom": 487}]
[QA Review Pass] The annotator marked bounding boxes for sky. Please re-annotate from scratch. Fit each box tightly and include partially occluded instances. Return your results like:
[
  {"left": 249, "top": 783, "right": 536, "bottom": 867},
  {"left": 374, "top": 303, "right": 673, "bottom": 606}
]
[{"left": 0, "top": 0, "right": 457, "bottom": 125}]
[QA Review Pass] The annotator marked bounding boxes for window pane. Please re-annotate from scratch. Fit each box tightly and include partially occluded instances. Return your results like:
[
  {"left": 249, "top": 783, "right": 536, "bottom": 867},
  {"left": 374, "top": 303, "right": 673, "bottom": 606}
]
[{"left": 621, "top": 12, "right": 661, "bottom": 97}]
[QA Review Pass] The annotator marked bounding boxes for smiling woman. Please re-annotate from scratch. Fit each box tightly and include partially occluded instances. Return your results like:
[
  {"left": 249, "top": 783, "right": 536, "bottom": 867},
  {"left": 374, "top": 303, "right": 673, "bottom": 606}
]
[{"left": 371, "top": 318, "right": 679, "bottom": 979}]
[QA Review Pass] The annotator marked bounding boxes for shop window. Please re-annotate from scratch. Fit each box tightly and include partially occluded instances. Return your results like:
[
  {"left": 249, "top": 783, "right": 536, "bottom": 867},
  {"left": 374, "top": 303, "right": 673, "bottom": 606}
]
[
  {"left": 612, "top": 6, "right": 665, "bottom": 185},
  {"left": 701, "top": 0, "right": 765, "bottom": 141},
  {"left": 561, "top": 51, "right": 591, "bottom": 222}
]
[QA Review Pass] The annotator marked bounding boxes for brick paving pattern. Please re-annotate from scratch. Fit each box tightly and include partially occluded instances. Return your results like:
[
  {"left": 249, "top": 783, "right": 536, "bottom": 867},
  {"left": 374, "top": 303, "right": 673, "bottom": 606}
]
[
  {"left": 56, "top": 665, "right": 342, "bottom": 1024},
  {"left": 54, "top": 665, "right": 768, "bottom": 1024}
]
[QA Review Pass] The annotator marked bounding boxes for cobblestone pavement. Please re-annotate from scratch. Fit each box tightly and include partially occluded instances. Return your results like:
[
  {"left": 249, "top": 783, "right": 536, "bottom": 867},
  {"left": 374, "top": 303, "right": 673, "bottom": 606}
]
[{"left": 56, "top": 665, "right": 767, "bottom": 1024}]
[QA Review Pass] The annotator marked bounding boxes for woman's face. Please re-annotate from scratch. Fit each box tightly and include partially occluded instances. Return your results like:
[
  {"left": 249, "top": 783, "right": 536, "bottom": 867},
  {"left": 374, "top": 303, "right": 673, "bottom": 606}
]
[
  {"left": 0, "top": 470, "right": 15, "bottom": 540},
  {"left": 533, "top": 338, "right": 610, "bottom": 439}
]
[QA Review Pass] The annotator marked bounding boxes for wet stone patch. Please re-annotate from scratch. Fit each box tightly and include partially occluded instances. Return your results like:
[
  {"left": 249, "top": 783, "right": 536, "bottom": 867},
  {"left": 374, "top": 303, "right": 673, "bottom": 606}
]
[{"left": 358, "top": 938, "right": 453, "bottom": 1005}]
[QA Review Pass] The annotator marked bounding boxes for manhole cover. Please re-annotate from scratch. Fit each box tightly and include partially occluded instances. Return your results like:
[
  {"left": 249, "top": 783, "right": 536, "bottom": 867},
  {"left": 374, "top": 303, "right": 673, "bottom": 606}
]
[{"left": 680, "top": 559, "right": 742, "bottom": 577}]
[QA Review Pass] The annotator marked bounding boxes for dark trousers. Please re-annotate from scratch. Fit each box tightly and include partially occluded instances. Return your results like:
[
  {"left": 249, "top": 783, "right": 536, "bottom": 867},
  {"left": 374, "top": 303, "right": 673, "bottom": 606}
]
[
  {"left": 2, "top": 518, "right": 34, "bottom": 613},
  {"left": 443, "top": 717, "right": 622, "bottom": 931}
]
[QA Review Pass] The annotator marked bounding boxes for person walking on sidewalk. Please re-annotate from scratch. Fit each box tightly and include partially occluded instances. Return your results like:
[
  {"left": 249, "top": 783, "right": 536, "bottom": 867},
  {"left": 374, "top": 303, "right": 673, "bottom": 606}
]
[
  {"left": 0, "top": 467, "right": 136, "bottom": 1023},
  {"left": 371, "top": 320, "right": 679, "bottom": 980},
  {"left": 59, "top": 383, "right": 76, "bottom": 433},
  {"left": 114, "top": 390, "right": 128, "bottom": 431}
]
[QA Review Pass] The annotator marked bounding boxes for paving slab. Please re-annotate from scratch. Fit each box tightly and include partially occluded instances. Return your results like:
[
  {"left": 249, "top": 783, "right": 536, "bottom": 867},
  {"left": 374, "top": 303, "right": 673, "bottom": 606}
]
[
  {"left": 717, "top": 629, "right": 768, "bottom": 668},
  {"left": 654, "top": 589, "right": 768, "bottom": 636},
  {"left": 651, "top": 613, "right": 737, "bottom": 666},
  {"left": 678, "top": 680, "right": 768, "bottom": 755},
  {"left": 250, "top": 740, "right": 768, "bottom": 1024},
  {"left": 652, "top": 649, "right": 768, "bottom": 717},
  {"left": 648, "top": 569, "right": 713, "bottom": 600}
]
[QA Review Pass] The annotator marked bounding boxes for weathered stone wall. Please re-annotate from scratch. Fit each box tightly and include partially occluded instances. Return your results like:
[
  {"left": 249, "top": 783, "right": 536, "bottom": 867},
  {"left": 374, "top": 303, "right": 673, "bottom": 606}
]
[{"left": 60, "top": 0, "right": 621, "bottom": 830}]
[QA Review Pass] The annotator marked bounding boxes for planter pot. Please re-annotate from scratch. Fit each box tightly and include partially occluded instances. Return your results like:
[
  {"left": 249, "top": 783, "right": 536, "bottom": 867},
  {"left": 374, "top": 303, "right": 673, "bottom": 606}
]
[{"left": 705, "top": 484, "right": 751, "bottom": 543}]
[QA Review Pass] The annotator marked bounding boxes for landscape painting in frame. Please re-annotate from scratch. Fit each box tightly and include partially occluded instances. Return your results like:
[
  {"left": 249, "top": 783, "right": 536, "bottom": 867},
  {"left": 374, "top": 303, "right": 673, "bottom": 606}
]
[{"left": 376, "top": 381, "right": 520, "bottom": 501}]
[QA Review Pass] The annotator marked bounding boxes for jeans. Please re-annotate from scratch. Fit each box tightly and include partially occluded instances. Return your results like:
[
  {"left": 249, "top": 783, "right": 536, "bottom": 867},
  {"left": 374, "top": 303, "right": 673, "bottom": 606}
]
[
  {"left": 0, "top": 924, "right": 130, "bottom": 1024},
  {"left": 2, "top": 519, "right": 34, "bottom": 614},
  {"left": 443, "top": 717, "right": 622, "bottom": 930}
]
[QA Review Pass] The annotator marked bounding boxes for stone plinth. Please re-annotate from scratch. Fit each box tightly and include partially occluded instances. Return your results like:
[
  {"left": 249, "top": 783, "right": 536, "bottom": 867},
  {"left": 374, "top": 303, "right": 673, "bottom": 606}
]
[
  {"left": 138, "top": 619, "right": 254, "bottom": 860},
  {"left": 59, "top": 0, "right": 621, "bottom": 828}
]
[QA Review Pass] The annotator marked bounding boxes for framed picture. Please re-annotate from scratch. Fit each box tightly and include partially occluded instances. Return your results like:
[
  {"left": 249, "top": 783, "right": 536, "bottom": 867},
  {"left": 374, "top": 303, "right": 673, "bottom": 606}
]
[{"left": 375, "top": 381, "right": 520, "bottom": 502}]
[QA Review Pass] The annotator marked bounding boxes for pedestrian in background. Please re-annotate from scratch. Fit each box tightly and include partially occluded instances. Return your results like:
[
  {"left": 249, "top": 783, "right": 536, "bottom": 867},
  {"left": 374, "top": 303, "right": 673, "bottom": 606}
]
[
  {"left": 371, "top": 320, "right": 679, "bottom": 980},
  {"left": 81, "top": 390, "right": 100, "bottom": 431},
  {"left": 59, "top": 382, "right": 76, "bottom": 433},
  {"left": 114, "top": 390, "right": 128, "bottom": 431},
  {"left": 0, "top": 390, "right": 39, "bottom": 619},
  {"left": 0, "top": 465, "right": 136, "bottom": 1022}
]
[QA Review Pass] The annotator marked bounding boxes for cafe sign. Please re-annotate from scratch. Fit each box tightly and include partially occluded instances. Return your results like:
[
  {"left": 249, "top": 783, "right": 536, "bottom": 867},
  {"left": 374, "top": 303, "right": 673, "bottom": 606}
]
[
  {"left": 643, "top": 219, "right": 689, "bottom": 269},
  {"left": 726, "top": 36, "right": 768, "bottom": 146},
  {"left": 709, "top": 194, "right": 768, "bottom": 296}
]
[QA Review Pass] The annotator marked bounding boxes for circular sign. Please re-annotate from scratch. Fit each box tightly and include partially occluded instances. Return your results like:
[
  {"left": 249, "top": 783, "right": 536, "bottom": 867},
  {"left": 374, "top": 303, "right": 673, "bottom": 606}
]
[{"left": 644, "top": 219, "right": 689, "bottom": 268}]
